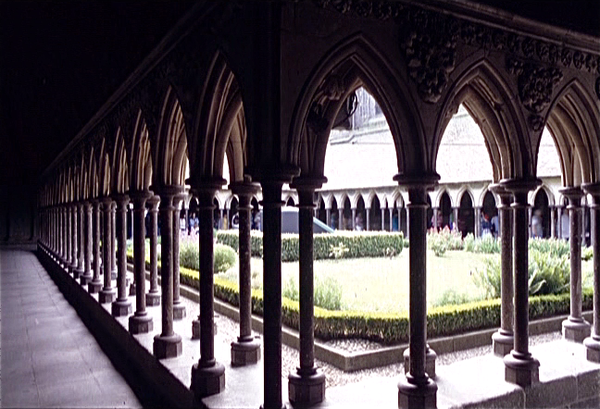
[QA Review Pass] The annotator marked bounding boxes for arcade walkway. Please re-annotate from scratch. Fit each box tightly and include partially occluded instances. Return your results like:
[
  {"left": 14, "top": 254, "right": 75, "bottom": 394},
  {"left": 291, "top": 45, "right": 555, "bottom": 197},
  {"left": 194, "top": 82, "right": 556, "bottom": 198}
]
[{"left": 0, "top": 248, "right": 142, "bottom": 408}]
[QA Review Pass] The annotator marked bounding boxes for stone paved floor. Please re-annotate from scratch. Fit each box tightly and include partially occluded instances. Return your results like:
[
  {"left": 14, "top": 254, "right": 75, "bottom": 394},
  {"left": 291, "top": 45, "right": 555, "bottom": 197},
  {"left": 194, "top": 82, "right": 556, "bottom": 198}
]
[{"left": 0, "top": 249, "right": 142, "bottom": 408}]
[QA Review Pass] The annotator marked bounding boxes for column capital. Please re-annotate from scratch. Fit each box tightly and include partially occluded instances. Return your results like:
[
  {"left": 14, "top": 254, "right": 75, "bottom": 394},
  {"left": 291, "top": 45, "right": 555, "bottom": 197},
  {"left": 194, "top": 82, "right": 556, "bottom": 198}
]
[
  {"left": 149, "top": 184, "right": 183, "bottom": 198},
  {"left": 230, "top": 181, "right": 260, "bottom": 197},
  {"left": 186, "top": 176, "right": 226, "bottom": 191},
  {"left": 128, "top": 189, "right": 152, "bottom": 202},
  {"left": 560, "top": 186, "right": 584, "bottom": 209},
  {"left": 147, "top": 195, "right": 160, "bottom": 209},
  {"left": 582, "top": 183, "right": 600, "bottom": 202},
  {"left": 112, "top": 193, "right": 130, "bottom": 207},
  {"left": 393, "top": 172, "right": 440, "bottom": 190},
  {"left": 248, "top": 164, "right": 300, "bottom": 184},
  {"left": 290, "top": 175, "right": 327, "bottom": 191},
  {"left": 500, "top": 177, "right": 541, "bottom": 194}
]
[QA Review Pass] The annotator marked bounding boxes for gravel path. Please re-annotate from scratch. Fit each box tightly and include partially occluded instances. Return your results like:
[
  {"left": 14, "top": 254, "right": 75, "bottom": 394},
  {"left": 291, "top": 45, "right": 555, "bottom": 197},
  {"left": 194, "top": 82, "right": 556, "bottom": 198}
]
[{"left": 179, "top": 292, "right": 563, "bottom": 388}]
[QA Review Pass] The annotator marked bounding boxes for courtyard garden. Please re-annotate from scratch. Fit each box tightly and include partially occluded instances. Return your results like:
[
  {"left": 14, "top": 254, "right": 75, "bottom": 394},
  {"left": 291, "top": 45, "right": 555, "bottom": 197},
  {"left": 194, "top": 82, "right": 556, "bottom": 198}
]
[{"left": 130, "top": 228, "right": 594, "bottom": 344}]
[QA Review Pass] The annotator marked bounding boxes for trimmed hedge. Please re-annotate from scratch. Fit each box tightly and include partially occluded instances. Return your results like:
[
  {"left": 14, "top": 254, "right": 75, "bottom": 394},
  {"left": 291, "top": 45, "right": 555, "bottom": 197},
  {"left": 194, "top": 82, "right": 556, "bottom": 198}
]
[
  {"left": 215, "top": 230, "right": 404, "bottom": 262},
  {"left": 177, "top": 265, "right": 592, "bottom": 345}
]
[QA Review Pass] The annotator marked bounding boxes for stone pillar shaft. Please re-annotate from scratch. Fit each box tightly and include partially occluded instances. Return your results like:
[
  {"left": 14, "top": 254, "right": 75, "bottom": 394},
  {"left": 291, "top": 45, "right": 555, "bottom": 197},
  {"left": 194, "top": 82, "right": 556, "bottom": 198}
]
[
  {"left": 389, "top": 207, "right": 393, "bottom": 231},
  {"left": 82, "top": 202, "right": 93, "bottom": 284},
  {"left": 172, "top": 195, "right": 185, "bottom": 319},
  {"left": 338, "top": 208, "right": 343, "bottom": 230},
  {"left": 550, "top": 206, "right": 557, "bottom": 238},
  {"left": 366, "top": 207, "right": 370, "bottom": 231},
  {"left": 71, "top": 204, "right": 77, "bottom": 268},
  {"left": 583, "top": 186, "right": 600, "bottom": 361},
  {"left": 561, "top": 187, "right": 591, "bottom": 342},
  {"left": 433, "top": 207, "right": 439, "bottom": 230},
  {"left": 262, "top": 181, "right": 284, "bottom": 409},
  {"left": 112, "top": 195, "right": 131, "bottom": 316},
  {"left": 89, "top": 201, "right": 102, "bottom": 293},
  {"left": 237, "top": 193, "right": 254, "bottom": 341},
  {"left": 147, "top": 196, "right": 160, "bottom": 304},
  {"left": 474, "top": 206, "right": 481, "bottom": 237},
  {"left": 76, "top": 203, "right": 84, "bottom": 274},
  {"left": 326, "top": 208, "right": 331, "bottom": 227},
  {"left": 159, "top": 196, "right": 175, "bottom": 337},
  {"left": 381, "top": 208, "right": 386, "bottom": 231}
]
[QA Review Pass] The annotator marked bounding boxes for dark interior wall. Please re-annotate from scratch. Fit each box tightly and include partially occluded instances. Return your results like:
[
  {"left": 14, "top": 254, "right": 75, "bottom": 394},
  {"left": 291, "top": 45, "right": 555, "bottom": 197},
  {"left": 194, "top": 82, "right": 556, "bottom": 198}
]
[{"left": 0, "top": 184, "right": 37, "bottom": 244}]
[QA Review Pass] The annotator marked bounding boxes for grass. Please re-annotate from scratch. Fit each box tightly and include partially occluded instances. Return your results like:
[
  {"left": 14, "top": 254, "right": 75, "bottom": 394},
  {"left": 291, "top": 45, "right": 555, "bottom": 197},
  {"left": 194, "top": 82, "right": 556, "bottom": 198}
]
[{"left": 221, "top": 250, "right": 492, "bottom": 313}]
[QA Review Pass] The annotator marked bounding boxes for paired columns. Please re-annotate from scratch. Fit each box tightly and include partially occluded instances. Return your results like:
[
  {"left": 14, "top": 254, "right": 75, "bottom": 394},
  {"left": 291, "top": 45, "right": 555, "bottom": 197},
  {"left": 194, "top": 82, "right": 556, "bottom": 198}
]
[
  {"left": 490, "top": 185, "right": 514, "bottom": 356},
  {"left": 80, "top": 202, "right": 93, "bottom": 285},
  {"left": 111, "top": 195, "right": 132, "bottom": 317},
  {"left": 288, "top": 179, "right": 326, "bottom": 406},
  {"left": 153, "top": 186, "right": 182, "bottom": 359},
  {"left": 146, "top": 196, "right": 161, "bottom": 306},
  {"left": 190, "top": 182, "right": 225, "bottom": 398},
  {"left": 129, "top": 190, "right": 153, "bottom": 334},
  {"left": 560, "top": 187, "right": 591, "bottom": 342},
  {"left": 172, "top": 194, "right": 186, "bottom": 320},
  {"left": 88, "top": 200, "right": 103, "bottom": 293},
  {"left": 230, "top": 182, "right": 261, "bottom": 366},
  {"left": 99, "top": 198, "right": 116, "bottom": 304},
  {"left": 502, "top": 178, "right": 540, "bottom": 386},
  {"left": 395, "top": 175, "right": 438, "bottom": 409}
]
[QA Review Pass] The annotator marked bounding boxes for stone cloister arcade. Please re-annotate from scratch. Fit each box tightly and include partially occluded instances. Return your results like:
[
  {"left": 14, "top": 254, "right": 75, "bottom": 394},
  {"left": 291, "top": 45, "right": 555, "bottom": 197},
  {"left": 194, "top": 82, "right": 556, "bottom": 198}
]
[{"left": 35, "top": 1, "right": 599, "bottom": 408}]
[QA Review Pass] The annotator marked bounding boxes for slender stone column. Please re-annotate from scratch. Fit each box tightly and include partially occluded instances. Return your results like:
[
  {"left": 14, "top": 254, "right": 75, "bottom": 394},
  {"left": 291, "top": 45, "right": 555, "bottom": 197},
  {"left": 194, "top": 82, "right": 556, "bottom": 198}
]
[
  {"left": 172, "top": 194, "right": 186, "bottom": 320},
  {"left": 490, "top": 185, "right": 514, "bottom": 356},
  {"left": 474, "top": 206, "right": 482, "bottom": 237},
  {"left": 365, "top": 207, "right": 371, "bottom": 231},
  {"left": 75, "top": 203, "right": 85, "bottom": 279},
  {"left": 389, "top": 207, "right": 394, "bottom": 231},
  {"left": 63, "top": 206, "right": 69, "bottom": 265},
  {"left": 338, "top": 208, "right": 343, "bottom": 230},
  {"left": 557, "top": 206, "right": 564, "bottom": 239},
  {"left": 560, "top": 187, "right": 591, "bottom": 342},
  {"left": 230, "top": 183, "right": 261, "bottom": 366},
  {"left": 99, "top": 199, "right": 117, "bottom": 303},
  {"left": 326, "top": 208, "right": 331, "bottom": 227},
  {"left": 111, "top": 205, "right": 117, "bottom": 280},
  {"left": 88, "top": 200, "right": 103, "bottom": 293},
  {"left": 381, "top": 208, "right": 386, "bottom": 231},
  {"left": 69, "top": 204, "right": 78, "bottom": 273},
  {"left": 129, "top": 191, "right": 153, "bottom": 334},
  {"left": 261, "top": 179, "right": 286, "bottom": 409},
  {"left": 351, "top": 207, "right": 357, "bottom": 230},
  {"left": 432, "top": 207, "right": 439, "bottom": 230},
  {"left": 191, "top": 183, "right": 225, "bottom": 398},
  {"left": 111, "top": 195, "right": 132, "bottom": 317},
  {"left": 452, "top": 207, "right": 459, "bottom": 232},
  {"left": 583, "top": 184, "right": 600, "bottom": 361},
  {"left": 146, "top": 196, "right": 161, "bottom": 306},
  {"left": 81, "top": 202, "right": 93, "bottom": 285},
  {"left": 129, "top": 203, "right": 137, "bottom": 296},
  {"left": 502, "top": 178, "right": 540, "bottom": 386},
  {"left": 153, "top": 187, "right": 182, "bottom": 359},
  {"left": 288, "top": 181, "right": 326, "bottom": 405},
  {"left": 396, "top": 176, "right": 438, "bottom": 409},
  {"left": 550, "top": 206, "right": 557, "bottom": 238}
]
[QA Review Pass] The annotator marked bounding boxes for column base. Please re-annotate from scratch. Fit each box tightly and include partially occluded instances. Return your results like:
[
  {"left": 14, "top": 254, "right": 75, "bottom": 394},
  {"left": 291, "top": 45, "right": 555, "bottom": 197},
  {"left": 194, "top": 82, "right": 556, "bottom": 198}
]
[
  {"left": 583, "top": 335, "right": 600, "bottom": 362},
  {"left": 192, "top": 318, "right": 217, "bottom": 340},
  {"left": 146, "top": 291, "right": 161, "bottom": 306},
  {"left": 398, "top": 374, "right": 437, "bottom": 409},
  {"left": 129, "top": 313, "right": 153, "bottom": 334},
  {"left": 73, "top": 267, "right": 83, "bottom": 279},
  {"left": 173, "top": 301, "right": 186, "bottom": 320},
  {"left": 88, "top": 279, "right": 103, "bottom": 294},
  {"left": 153, "top": 333, "right": 182, "bottom": 359},
  {"left": 562, "top": 317, "right": 591, "bottom": 343},
  {"left": 80, "top": 273, "right": 93, "bottom": 286},
  {"left": 191, "top": 361, "right": 226, "bottom": 398},
  {"left": 504, "top": 350, "right": 540, "bottom": 386},
  {"left": 288, "top": 369, "right": 326, "bottom": 406},
  {"left": 403, "top": 347, "right": 437, "bottom": 378},
  {"left": 98, "top": 288, "right": 116, "bottom": 304},
  {"left": 492, "top": 330, "right": 514, "bottom": 357},
  {"left": 231, "top": 338, "right": 261, "bottom": 366},
  {"left": 129, "top": 282, "right": 136, "bottom": 296},
  {"left": 111, "top": 299, "right": 132, "bottom": 317},
  {"left": 68, "top": 263, "right": 77, "bottom": 275}
]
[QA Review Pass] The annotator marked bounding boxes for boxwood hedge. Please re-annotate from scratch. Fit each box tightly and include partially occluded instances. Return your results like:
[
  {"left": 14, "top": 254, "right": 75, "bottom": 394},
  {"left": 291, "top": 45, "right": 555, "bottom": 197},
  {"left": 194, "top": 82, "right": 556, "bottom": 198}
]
[
  {"left": 176, "top": 265, "right": 592, "bottom": 345},
  {"left": 215, "top": 230, "right": 404, "bottom": 262}
]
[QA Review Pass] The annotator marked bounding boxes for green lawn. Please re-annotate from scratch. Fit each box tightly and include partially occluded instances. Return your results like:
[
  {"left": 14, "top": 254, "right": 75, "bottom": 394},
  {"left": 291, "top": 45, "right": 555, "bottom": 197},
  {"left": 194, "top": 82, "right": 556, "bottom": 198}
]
[
  {"left": 220, "top": 250, "right": 491, "bottom": 313},
  {"left": 219, "top": 250, "right": 595, "bottom": 313}
]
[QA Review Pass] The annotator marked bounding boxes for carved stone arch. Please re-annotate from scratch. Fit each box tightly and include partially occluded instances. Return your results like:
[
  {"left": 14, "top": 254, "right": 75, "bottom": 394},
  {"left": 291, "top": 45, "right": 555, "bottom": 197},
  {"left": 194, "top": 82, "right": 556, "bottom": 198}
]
[
  {"left": 391, "top": 190, "right": 406, "bottom": 208},
  {"left": 478, "top": 186, "right": 495, "bottom": 208},
  {"left": 154, "top": 86, "right": 189, "bottom": 188},
  {"left": 191, "top": 51, "right": 243, "bottom": 187},
  {"left": 530, "top": 183, "right": 556, "bottom": 207},
  {"left": 288, "top": 33, "right": 426, "bottom": 182},
  {"left": 547, "top": 79, "right": 600, "bottom": 185},
  {"left": 334, "top": 192, "right": 348, "bottom": 210},
  {"left": 348, "top": 191, "right": 363, "bottom": 209},
  {"left": 545, "top": 107, "right": 575, "bottom": 187},
  {"left": 364, "top": 190, "right": 377, "bottom": 209},
  {"left": 456, "top": 185, "right": 475, "bottom": 206},
  {"left": 97, "top": 138, "right": 112, "bottom": 197},
  {"left": 433, "top": 188, "right": 454, "bottom": 208},
  {"left": 436, "top": 59, "right": 528, "bottom": 181},
  {"left": 111, "top": 128, "right": 129, "bottom": 194},
  {"left": 375, "top": 191, "right": 387, "bottom": 209},
  {"left": 130, "top": 110, "right": 153, "bottom": 192}
]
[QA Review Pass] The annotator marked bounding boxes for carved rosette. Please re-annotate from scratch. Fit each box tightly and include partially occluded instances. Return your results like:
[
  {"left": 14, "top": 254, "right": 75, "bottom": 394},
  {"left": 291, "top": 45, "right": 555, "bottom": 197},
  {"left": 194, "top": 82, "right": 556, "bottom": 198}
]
[
  {"left": 508, "top": 58, "right": 563, "bottom": 115},
  {"left": 398, "top": 9, "right": 458, "bottom": 103},
  {"left": 307, "top": 74, "right": 348, "bottom": 132}
]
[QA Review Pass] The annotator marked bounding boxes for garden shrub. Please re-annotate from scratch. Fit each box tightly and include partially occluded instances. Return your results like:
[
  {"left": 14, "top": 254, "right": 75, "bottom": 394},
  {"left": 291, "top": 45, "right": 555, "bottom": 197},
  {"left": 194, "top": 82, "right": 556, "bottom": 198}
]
[
  {"left": 463, "top": 233, "right": 475, "bottom": 252},
  {"left": 432, "top": 288, "right": 478, "bottom": 307},
  {"left": 179, "top": 237, "right": 199, "bottom": 270},
  {"left": 582, "top": 245, "right": 594, "bottom": 261},
  {"left": 214, "top": 243, "right": 237, "bottom": 273},
  {"left": 427, "top": 230, "right": 448, "bottom": 257},
  {"left": 329, "top": 242, "right": 349, "bottom": 259},
  {"left": 282, "top": 276, "right": 299, "bottom": 302},
  {"left": 282, "top": 275, "right": 343, "bottom": 310},
  {"left": 529, "top": 237, "right": 570, "bottom": 258},
  {"left": 215, "top": 230, "right": 404, "bottom": 261},
  {"left": 472, "top": 256, "right": 502, "bottom": 298}
]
